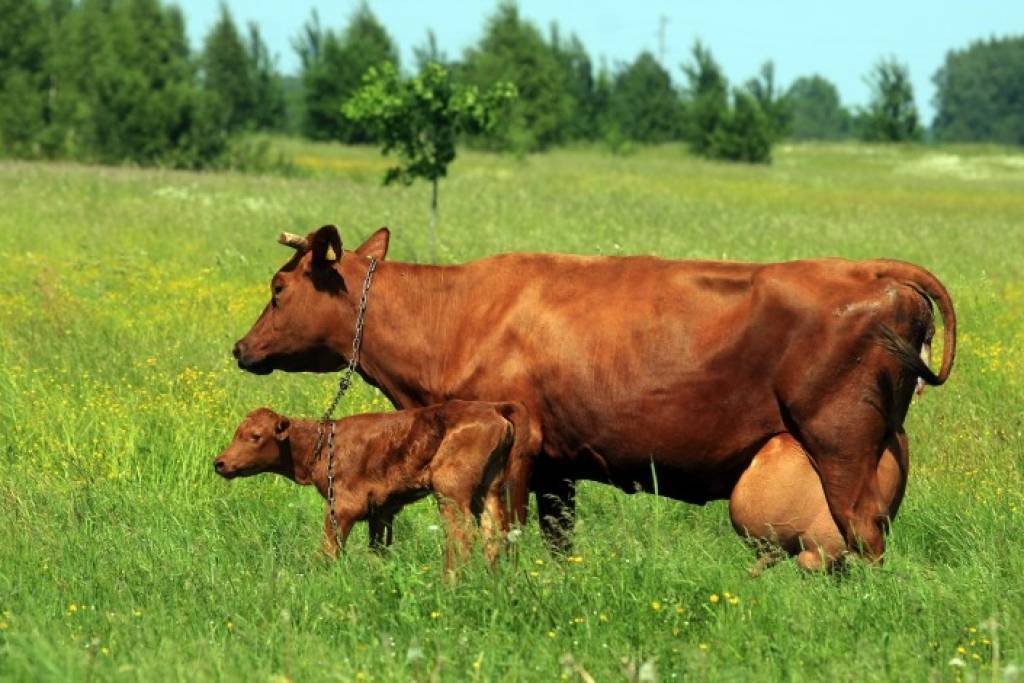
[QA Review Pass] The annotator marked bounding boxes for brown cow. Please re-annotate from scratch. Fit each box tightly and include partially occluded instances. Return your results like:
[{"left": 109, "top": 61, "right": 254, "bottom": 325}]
[
  {"left": 213, "top": 401, "right": 531, "bottom": 570},
  {"left": 232, "top": 225, "right": 955, "bottom": 562},
  {"left": 730, "top": 432, "right": 908, "bottom": 574}
]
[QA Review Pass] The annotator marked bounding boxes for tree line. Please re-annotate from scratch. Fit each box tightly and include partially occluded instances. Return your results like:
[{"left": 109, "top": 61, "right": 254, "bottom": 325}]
[{"left": 1, "top": 0, "right": 1022, "bottom": 169}]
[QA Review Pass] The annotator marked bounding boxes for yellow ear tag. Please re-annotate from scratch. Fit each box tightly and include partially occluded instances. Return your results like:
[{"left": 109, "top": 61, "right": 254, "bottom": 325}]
[{"left": 324, "top": 245, "right": 337, "bottom": 261}]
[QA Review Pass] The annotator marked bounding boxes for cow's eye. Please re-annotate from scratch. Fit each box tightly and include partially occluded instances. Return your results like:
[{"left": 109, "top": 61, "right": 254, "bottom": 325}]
[
  {"left": 251, "top": 433, "right": 261, "bottom": 442},
  {"left": 272, "top": 283, "right": 284, "bottom": 297}
]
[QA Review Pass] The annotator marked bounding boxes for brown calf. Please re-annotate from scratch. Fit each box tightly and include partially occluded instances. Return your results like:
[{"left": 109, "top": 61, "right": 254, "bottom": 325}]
[
  {"left": 213, "top": 401, "right": 531, "bottom": 571},
  {"left": 729, "top": 432, "right": 908, "bottom": 574}
]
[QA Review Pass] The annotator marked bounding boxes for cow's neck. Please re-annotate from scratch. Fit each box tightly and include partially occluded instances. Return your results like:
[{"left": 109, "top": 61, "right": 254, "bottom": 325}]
[
  {"left": 277, "top": 420, "right": 320, "bottom": 486},
  {"left": 339, "top": 256, "right": 462, "bottom": 408}
]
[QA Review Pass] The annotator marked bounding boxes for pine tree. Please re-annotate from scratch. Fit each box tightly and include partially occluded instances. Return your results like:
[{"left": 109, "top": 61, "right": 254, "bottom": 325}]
[
  {"left": 0, "top": 0, "right": 51, "bottom": 155},
  {"left": 201, "top": 3, "right": 256, "bottom": 131},
  {"left": 461, "top": 1, "right": 575, "bottom": 150},
  {"left": 294, "top": 3, "right": 399, "bottom": 142},
  {"left": 246, "top": 22, "right": 286, "bottom": 130},
  {"left": 606, "top": 51, "right": 680, "bottom": 143}
]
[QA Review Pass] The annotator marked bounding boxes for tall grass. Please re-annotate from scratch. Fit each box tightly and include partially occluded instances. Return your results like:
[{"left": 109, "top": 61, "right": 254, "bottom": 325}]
[{"left": 1, "top": 140, "right": 1022, "bottom": 681}]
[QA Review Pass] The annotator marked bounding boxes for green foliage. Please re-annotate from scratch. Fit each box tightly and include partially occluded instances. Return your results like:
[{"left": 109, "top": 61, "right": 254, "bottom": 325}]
[
  {"left": 344, "top": 62, "right": 516, "bottom": 188},
  {"left": 786, "top": 75, "right": 851, "bottom": 140},
  {"left": 0, "top": 0, "right": 50, "bottom": 156},
  {"left": 933, "top": 36, "right": 1024, "bottom": 145},
  {"left": 202, "top": 4, "right": 257, "bottom": 131},
  {"left": 744, "top": 61, "right": 791, "bottom": 140},
  {"left": 605, "top": 52, "right": 681, "bottom": 143},
  {"left": 681, "top": 41, "right": 729, "bottom": 157},
  {"left": 681, "top": 42, "right": 776, "bottom": 163},
  {"left": 2, "top": 143, "right": 1023, "bottom": 680},
  {"left": 200, "top": 5, "right": 286, "bottom": 133},
  {"left": 708, "top": 90, "right": 775, "bottom": 163},
  {"left": 0, "top": 0, "right": 235, "bottom": 168},
  {"left": 859, "top": 58, "right": 923, "bottom": 142},
  {"left": 245, "top": 24, "right": 288, "bottom": 131},
  {"left": 460, "top": 2, "right": 578, "bottom": 151},
  {"left": 294, "top": 4, "right": 399, "bottom": 142}
]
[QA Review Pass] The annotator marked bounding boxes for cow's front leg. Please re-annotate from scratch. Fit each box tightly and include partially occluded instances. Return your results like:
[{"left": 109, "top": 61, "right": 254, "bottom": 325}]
[
  {"left": 536, "top": 474, "right": 576, "bottom": 556},
  {"left": 368, "top": 511, "right": 394, "bottom": 554}
]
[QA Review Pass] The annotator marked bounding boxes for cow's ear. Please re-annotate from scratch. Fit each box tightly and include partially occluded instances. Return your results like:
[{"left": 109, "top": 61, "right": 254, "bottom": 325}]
[
  {"left": 274, "top": 417, "right": 290, "bottom": 441},
  {"left": 355, "top": 227, "right": 390, "bottom": 261},
  {"left": 310, "top": 225, "right": 343, "bottom": 269}
]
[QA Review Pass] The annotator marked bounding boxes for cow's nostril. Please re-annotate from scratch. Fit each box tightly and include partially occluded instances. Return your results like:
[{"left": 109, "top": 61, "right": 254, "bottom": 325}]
[
  {"left": 232, "top": 342, "right": 243, "bottom": 360},
  {"left": 214, "top": 460, "right": 226, "bottom": 474}
]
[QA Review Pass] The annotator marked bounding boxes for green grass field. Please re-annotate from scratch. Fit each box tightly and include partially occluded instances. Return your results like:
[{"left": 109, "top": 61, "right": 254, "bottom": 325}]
[{"left": 1, "top": 140, "right": 1023, "bottom": 681}]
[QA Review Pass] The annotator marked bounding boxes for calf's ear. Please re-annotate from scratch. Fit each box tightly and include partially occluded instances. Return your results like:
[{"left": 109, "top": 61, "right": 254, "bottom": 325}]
[
  {"left": 355, "top": 227, "right": 390, "bottom": 260},
  {"left": 274, "top": 417, "right": 291, "bottom": 441},
  {"left": 310, "top": 225, "right": 343, "bottom": 269}
]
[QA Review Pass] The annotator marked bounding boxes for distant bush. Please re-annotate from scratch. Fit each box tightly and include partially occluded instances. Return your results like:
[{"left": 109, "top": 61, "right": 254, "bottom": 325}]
[
  {"left": 0, "top": 0, "right": 288, "bottom": 170},
  {"left": 681, "top": 42, "right": 780, "bottom": 164}
]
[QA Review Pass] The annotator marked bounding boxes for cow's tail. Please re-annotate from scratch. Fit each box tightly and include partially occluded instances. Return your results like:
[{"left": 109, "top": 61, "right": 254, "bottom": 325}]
[{"left": 874, "top": 260, "right": 956, "bottom": 386}]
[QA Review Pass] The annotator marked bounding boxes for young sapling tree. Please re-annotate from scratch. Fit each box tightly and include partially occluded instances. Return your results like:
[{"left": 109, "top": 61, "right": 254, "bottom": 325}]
[{"left": 344, "top": 62, "right": 516, "bottom": 261}]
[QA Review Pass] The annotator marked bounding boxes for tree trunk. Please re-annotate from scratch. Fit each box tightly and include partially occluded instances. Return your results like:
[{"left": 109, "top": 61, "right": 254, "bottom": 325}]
[{"left": 429, "top": 177, "right": 439, "bottom": 264}]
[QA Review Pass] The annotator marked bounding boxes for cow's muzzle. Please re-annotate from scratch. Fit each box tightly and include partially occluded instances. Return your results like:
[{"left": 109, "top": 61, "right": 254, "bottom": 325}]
[{"left": 233, "top": 341, "right": 273, "bottom": 375}]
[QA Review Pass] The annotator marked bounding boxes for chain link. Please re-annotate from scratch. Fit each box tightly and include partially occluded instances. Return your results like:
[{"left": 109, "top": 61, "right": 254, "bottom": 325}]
[{"left": 313, "top": 257, "right": 377, "bottom": 548}]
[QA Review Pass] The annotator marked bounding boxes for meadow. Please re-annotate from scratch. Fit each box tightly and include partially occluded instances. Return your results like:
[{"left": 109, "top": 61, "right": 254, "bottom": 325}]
[{"left": 1, "top": 140, "right": 1023, "bottom": 681}]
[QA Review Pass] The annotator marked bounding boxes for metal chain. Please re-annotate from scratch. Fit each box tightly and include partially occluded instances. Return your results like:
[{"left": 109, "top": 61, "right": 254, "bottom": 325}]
[{"left": 313, "top": 257, "right": 377, "bottom": 548}]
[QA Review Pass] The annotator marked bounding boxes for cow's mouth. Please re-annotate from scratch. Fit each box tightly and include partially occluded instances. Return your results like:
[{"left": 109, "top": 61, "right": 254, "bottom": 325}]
[
  {"left": 236, "top": 355, "right": 274, "bottom": 375},
  {"left": 238, "top": 348, "right": 347, "bottom": 375}
]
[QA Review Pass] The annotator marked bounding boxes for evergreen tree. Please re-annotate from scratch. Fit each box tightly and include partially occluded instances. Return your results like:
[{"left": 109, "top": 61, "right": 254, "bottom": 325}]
[
  {"left": 786, "top": 75, "right": 851, "bottom": 140},
  {"left": 745, "top": 61, "right": 791, "bottom": 140},
  {"left": 294, "top": 3, "right": 399, "bottom": 142},
  {"left": 680, "top": 41, "right": 728, "bottom": 156},
  {"left": 933, "top": 36, "right": 1024, "bottom": 145},
  {"left": 0, "top": 0, "right": 51, "bottom": 155},
  {"left": 246, "top": 22, "right": 287, "bottom": 130},
  {"left": 550, "top": 27, "right": 596, "bottom": 141},
  {"left": 461, "top": 1, "right": 575, "bottom": 150},
  {"left": 859, "top": 58, "right": 922, "bottom": 142},
  {"left": 606, "top": 52, "right": 680, "bottom": 143},
  {"left": 201, "top": 3, "right": 256, "bottom": 131},
  {"left": 680, "top": 42, "right": 776, "bottom": 163}
]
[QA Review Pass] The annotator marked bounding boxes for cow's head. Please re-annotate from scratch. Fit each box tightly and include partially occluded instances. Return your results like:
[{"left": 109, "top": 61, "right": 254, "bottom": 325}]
[
  {"left": 232, "top": 225, "right": 390, "bottom": 374},
  {"left": 213, "top": 408, "right": 291, "bottom": 478}
]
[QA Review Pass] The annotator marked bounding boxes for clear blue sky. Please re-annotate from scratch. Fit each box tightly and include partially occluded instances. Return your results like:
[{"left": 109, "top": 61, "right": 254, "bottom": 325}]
[{"left": 177, "top": 1, "right": 1022, "bottom": 123}]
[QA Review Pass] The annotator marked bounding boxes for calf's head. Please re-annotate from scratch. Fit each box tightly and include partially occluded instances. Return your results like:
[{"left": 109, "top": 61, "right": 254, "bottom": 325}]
[
  {"left": 232, "top": 225, "right": 390, "bottom": 374},
  {"left": 214, "top": 408, "right": 292, "bottom": 478}
]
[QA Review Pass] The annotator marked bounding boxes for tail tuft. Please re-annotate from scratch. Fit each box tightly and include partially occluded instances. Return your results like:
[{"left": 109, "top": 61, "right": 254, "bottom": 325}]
[{"left": 875, "top": 324, "right": 941, "bottom": 387}]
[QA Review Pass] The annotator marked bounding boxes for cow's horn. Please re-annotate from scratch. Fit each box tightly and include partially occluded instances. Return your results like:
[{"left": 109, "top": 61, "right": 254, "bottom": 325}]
[{"left": 277, "top": 232, "right": 309, "bottom": 250}]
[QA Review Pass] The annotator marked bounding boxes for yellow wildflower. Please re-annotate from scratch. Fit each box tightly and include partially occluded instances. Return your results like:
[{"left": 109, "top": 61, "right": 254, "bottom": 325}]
[
  {"left": 547, "top": 630, "right": 557, "bottom": 639},
  {"left": 709, "top": 594, "right": 720, "bottom": 604},
  {"left": 699, "top": 643, "right": 709, "bottom": 652},
  {"left": 430, "top": 611, "right": 441, "bottom": 620},
  {"left": 651, "top": 601, "right": 662, "bottom": 611}
]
